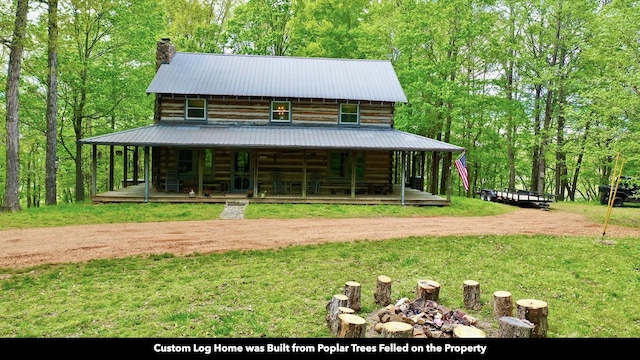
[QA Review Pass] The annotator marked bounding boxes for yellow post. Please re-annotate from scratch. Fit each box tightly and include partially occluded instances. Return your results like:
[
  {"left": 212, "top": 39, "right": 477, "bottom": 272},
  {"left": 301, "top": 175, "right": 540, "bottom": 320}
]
[{"left": 603, "top": 153, "right": 625, "bottom": 239}]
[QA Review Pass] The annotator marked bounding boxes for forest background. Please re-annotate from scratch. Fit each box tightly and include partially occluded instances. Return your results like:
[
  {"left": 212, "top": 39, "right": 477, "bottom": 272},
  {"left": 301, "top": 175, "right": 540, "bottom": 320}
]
[{"left": 1, "top": 0, "right": 639, "bottom": 211}]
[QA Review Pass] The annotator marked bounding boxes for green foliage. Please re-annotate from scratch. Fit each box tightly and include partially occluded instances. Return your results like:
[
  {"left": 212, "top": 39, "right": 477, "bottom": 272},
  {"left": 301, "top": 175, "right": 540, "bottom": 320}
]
[{"left": 4, "top": 0, "right": 640, "bottom": 209}]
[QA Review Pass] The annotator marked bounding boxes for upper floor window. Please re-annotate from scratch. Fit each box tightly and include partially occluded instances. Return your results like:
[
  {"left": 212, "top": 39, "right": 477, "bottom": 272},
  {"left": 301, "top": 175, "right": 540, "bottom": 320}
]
[
  {"left": 186, "top": 98, "right": 206, "bottom": 120},
  {"left": 340, "top": 103, "right": 359, "bottom": 125},
  {"left": 271, "top": 101, "right": 291, "bottom": 123}
]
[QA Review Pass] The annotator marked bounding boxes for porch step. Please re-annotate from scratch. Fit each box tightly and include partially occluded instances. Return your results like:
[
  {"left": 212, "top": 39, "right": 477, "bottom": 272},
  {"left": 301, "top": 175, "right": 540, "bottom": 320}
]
[{"left": 219, "top": 200, "right": 248, "bottom": 220}]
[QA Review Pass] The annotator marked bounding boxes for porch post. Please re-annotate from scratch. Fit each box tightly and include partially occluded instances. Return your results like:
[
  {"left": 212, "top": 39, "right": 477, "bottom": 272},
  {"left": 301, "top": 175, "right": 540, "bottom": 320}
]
[
  {"left": 133, "top": 146, "right": 139, "bottom": 184},
  {"left": 302, "top": 150, "right": 307, "bottom": 198},
  {"left": 350, "top": 151, "right": 356, "bottom": 199},
  {"left": 109, "top": 145, "right": 114, "bottom": 191},
  {"left": 401, "top": 151, "right": 406, "bottom": 205},
  {"left": 92, "top": 144, "right": 97, "bottom": 196},
  {"left": 253, "top": 150, "right": 259, "bottom": 197},
  {"left": 198, "top": 148, "right": 204, "bottom": 197},
  {"left": 144, "top": 146, "right": 150, "bottom": 203},
  {"left": 123, "top": 146, "right": 128, "bottom": 188},
  {"left": 447, "top": 152, "right": 453, "bottom": 202}
]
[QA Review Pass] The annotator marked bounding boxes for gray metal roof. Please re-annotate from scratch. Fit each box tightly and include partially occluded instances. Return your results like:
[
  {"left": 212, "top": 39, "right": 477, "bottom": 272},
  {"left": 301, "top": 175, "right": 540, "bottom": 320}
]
[
  {"left": 146, "top": 53, "right": 408, "bottom": 103},
  {"left": 80, "top": 124, "right": 464, "bottom": 152}
]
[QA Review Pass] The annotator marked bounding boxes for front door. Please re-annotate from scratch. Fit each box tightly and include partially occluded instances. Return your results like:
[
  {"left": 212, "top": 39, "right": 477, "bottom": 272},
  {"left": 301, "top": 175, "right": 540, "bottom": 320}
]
[{"left": 231, "top": 151, "right": 252, "bottom": 192}]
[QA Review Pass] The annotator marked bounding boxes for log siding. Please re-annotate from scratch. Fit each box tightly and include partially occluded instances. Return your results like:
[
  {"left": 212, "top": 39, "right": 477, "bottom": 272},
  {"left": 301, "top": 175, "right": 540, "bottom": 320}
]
[{"left": 157, "top": 95, "right": 394, "bottom": 126}]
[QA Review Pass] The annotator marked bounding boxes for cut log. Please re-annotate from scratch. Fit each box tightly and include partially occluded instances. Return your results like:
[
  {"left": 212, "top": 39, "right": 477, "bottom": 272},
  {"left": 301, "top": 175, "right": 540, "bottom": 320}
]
[
  {"left": 463, "top": 280, "right": 481, "bottom": 310},
  {"left": 374, "top": 275, "right": 392, "bottom": 306},
  {"left": 416, "top": 279, "right": 440, "bottom": 302},
  {"left": 381, "top": 321, "right": 414, "bottom": 338},
  {"left": 337, "top": 313, "right": 366, "bottom": 338},
  {"left": 493, "top": 291, "right": 513, "bottom": 318},
  {"left": 498, "top": 316, "right": 534, "bottom": 338},
  {"left": 325, "top": 294, "right": 349, "bottom": 337},
  {"left": 344, "top": 281, "right": 362, "bottom": 312},
  {"left": 516, "top": 299, "right": 548, "bottom": 338},
  {"left": 452, "top": 325, "right": 486, "bottom": 338}
]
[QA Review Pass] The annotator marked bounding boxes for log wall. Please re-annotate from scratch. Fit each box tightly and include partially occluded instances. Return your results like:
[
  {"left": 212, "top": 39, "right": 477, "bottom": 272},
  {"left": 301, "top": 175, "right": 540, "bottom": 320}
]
[{"left": 157, "top": 95, "right": 394, "bottom": 126}]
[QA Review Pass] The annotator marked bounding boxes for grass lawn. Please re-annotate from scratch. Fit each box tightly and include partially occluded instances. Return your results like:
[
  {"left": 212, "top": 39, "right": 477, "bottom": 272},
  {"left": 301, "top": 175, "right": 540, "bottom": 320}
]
[{"left": 0, "top": 198, "right": 638, "bottom": 340}]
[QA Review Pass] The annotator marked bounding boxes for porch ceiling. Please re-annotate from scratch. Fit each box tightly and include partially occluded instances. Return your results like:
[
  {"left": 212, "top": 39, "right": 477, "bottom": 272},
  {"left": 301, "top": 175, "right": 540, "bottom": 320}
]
[{"left": 80, "top": 124, "right": 465, "bottom": 152}]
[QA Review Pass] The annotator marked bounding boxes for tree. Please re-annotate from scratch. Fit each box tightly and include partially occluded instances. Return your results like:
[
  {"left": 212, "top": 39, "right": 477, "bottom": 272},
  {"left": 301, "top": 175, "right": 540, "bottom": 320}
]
[
  {"left": 3, "top": 0, "right": 29, "bottom": 212},
  {"left": 45, "top": 0, "right": 59, "bottom": 205}
]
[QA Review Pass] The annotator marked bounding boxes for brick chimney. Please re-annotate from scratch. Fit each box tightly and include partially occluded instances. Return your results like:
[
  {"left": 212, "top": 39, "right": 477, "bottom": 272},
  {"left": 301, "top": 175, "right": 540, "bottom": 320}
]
[{"left": 156, "top": 38, "right": 176, "bottom": 70}]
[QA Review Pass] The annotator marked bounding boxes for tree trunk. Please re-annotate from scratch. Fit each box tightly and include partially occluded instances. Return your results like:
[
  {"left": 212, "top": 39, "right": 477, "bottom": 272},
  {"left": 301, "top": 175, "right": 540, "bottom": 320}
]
[
  {"left": 45, "top": 0, "right": 59, "bottom": 206},
  {"left": 516, "top": 299, "right": 548, "bottom": 338},
  {"left": 3, "top": 0, "right": 29, "bottom": 212}
]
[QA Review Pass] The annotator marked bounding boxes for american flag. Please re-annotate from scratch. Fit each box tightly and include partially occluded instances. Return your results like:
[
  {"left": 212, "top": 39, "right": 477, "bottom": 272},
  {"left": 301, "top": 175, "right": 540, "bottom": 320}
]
[{"left": 455, "top": 152, "right": 469, "bottom": 191}]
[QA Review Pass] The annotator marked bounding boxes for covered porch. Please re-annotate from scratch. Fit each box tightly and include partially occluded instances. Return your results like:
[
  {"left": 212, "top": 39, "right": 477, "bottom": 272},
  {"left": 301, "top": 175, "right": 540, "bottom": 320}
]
[
  {"left": 90, "top": 183, "right": 450, "bottom": 206},
  {"left": 80, "top": 124, "right": 465, "bottom": 206}
]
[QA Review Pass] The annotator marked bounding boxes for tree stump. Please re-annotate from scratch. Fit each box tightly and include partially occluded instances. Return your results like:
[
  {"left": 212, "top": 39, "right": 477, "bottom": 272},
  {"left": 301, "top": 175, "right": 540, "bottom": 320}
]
[
  {"left": 516, "top": 299, "right": 548, "bottom": 338},
  {"left": 463, "top": 280, "right": 481, "bottom": 310},
  {"left": 325, "top": 294, "right": 349, "bottom": 336},
  {"left": 498, "top": 316, "right": 534, "bottom": 338},
  {"left": 337, "top": 313, "right": 366, "bottom": 338},
  {"left": 344, "top": 281, "right": 362, "bottom": 312},
  {"left": 453, "top": 325, "right": 486, "bottom": 338},
  {"left": 493, "top": 291, "right": 513, "bottom": 318},
  {"left": 374, "top": 275, "right": 392, "bottom": 306},
  {"left": 381, "top": 321, "right": 414, "bottom": 338},
  {"left": 416, "top": 279, "right": 440, "bottom": 302}
]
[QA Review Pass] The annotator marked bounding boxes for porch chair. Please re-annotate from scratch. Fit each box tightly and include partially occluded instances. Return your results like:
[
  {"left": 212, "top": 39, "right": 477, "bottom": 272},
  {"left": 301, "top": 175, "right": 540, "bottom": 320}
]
[
  {"left": 165, "top": 170, "right": 180, "bottom": 192},
  {"left": 272, "top": 172, "right": 287, "bottom": 195},
  {"left": 306, "top": 173, "right": 320, "bottom": 195}
]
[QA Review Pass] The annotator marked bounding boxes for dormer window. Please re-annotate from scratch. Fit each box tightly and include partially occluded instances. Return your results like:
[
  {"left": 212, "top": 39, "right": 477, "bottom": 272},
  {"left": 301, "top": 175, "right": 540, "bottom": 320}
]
[
  {"left": 271, "top": 101, "right": 291, "bottom": 123},
  {"left": 186, "top": 98, "right": 206, "bottom": 121},
  {"left": 340, "top": 103, "right": 359, "bottom": 125}
]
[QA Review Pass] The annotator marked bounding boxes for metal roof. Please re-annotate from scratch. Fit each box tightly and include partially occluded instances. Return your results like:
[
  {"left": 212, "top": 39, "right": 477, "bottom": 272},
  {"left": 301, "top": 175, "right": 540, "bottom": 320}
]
[
  {"left": 80, "top": 124, "right": 464, "bottom": 152},
  {"left": 146, "top": 53, "right": 408, "bottom": 103}
]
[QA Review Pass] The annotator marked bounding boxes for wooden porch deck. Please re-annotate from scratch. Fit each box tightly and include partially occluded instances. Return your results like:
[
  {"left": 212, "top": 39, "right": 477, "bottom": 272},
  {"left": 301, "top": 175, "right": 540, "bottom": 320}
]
[{"left": 91, "top": 184, "right": 450, "bottom": 206}]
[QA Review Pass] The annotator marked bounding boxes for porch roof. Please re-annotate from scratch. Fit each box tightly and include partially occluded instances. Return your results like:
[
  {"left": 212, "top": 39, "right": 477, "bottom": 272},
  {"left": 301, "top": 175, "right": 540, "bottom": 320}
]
[{"left": 80, "top": 124, "right": 464, "bottom": 152}]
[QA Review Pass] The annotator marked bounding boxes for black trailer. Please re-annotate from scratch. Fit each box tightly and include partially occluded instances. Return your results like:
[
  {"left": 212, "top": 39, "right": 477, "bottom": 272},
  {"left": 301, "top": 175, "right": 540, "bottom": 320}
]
[{"left": 477, "top": 188, "right": 554, "bottom": 210}]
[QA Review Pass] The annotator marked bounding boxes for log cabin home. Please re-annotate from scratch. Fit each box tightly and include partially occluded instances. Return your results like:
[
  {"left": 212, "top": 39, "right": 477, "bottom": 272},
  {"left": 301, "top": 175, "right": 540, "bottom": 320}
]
[{"left": 80, "top": 39, "right": 465, "bottom": 206}]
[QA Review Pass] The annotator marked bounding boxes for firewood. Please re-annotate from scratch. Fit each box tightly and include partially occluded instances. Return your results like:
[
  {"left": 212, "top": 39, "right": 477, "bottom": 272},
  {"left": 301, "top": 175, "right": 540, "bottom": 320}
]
[
  {"left": 463, "top": 280, "right": 481, "bottom": 310},
  {"left": 374, "top": 275, "right": 392, "bottom": 306},
  {"left": 344, "top": 281, "right": 362, "bottom": 312},
  {"left": 381, "top": 321, "right": 414, "bottom": 338},
  {"left": 516, "top": 299, "right": 548, "bottom": 338},
  {"left": 453, "top": 325, "right": 486, "bottom": 338},
  {"left": 498, "top": 316, "right": 534, "bottom": 338},
  {"left": 337, "top": 313, "right": 366, "bottom": 338},
  {"left": 326, "top": 294, "right": 349, "bottom": 337},
  {"left": 416, "top": 279, "right": 440, "bottom": 302},
  {"left": 493, "top": 290, "right": 513, "bottom": 318}
]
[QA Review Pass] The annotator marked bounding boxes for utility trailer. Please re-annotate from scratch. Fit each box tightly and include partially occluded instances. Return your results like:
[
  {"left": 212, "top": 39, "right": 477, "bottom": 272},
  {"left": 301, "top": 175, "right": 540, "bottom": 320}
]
[{"left": 477, "top": 188, "right": 554, "bottom": 210}]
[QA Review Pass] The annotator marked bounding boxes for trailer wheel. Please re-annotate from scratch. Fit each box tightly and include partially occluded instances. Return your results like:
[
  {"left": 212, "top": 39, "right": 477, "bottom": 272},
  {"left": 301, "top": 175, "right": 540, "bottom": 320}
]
[
  {"left": 603, "top": 196, "right": 624, "bottom": 207},
  {"left": 480, "top": 191, "right": 491, "bottom": 201}
]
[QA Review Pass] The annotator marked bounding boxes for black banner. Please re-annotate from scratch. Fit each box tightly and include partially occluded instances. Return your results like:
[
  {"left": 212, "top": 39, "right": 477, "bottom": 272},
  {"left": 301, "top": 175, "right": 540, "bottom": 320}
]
[{"left": 2, "top": 337, "right": 637, "bottom": 358}]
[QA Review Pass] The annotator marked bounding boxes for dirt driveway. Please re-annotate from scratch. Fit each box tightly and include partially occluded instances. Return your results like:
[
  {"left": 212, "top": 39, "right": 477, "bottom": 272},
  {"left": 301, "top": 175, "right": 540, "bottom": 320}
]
[{"left": 1, "top": 208, "right": 638, "bottom": 269}]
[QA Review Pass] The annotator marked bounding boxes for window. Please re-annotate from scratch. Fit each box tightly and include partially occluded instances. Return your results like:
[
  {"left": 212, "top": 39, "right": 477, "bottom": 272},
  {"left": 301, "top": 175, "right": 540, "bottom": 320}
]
[
  {"left": 340, "top": 103, "right": 359, "bottom": 125},
  {"left": 177, "top": 149, "right": 195, "bottom": 175},
  {"left": 204, "top": 149, "right": 214, "bottom": 176},
  {"left": 186, "top": 98, "right": 206, "bottom": 120},
  {"left": 271, "top": 101, "right": 291, "bottom": 123},
  {"left": 328, "top": 152, "right": 364, "bottom": 180}
]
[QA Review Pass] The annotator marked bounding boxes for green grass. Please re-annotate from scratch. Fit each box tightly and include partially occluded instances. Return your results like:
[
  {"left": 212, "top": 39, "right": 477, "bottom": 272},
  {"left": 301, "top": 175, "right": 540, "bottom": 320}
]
[
  {"left": 0, "top": 197, "right": 511, "bottom": 230},
  {"left": 0, "top": 235, "right": 638, "bottom": 338},
  {"left": 553, "top": 201, "right": 640, "bottom": 229},
  {"left": 0, "top": 198, "right": 638, "bottom": 338}
]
